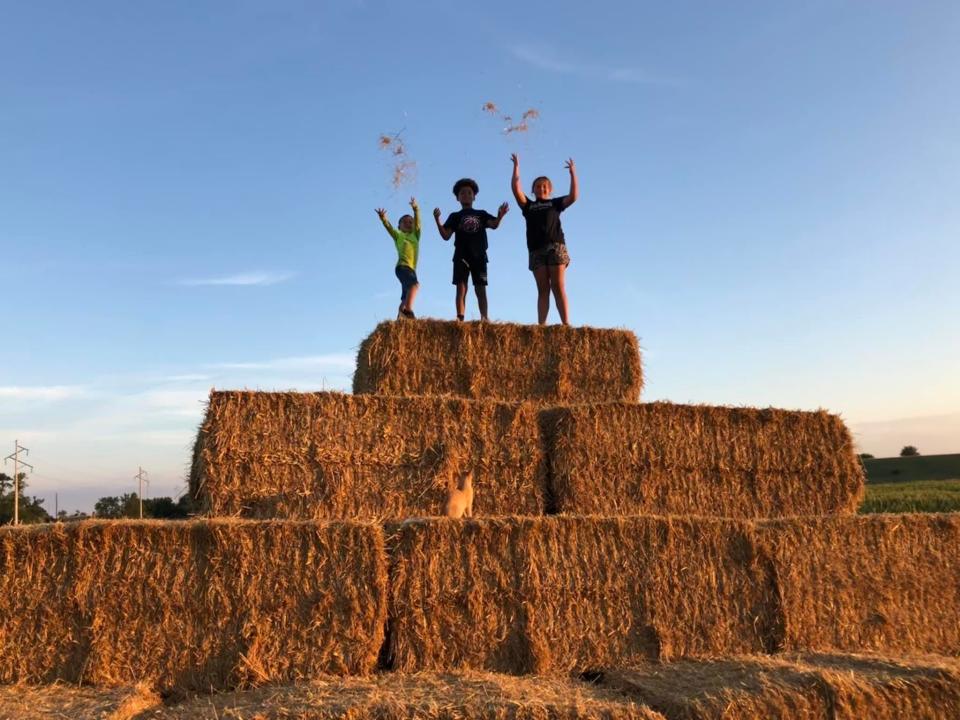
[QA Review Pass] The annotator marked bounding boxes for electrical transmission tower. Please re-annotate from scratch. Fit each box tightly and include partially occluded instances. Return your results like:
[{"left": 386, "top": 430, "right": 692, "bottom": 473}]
[
  {"left": 4, "top": 440, "right": 34, "bottom": 525},
  {"left": 134, "top": 466, "right": 149, "bottom": 519}
]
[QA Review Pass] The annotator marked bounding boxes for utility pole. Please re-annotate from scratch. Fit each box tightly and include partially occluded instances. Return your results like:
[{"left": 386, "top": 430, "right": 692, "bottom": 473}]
[
  {"left": 134, "top": 466, "right": 149, "bottom": 519},
  {"left": 4, "top": 440, "right": 34, "bottom": 526}
]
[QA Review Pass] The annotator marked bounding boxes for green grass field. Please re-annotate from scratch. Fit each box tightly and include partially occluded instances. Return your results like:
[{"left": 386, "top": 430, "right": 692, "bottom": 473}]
[
  {"left": 860, "top": 478, "right": 960, "bottom": 514},
  {"left": 858, "top": 453, "right": 960, "bottom": 513}
]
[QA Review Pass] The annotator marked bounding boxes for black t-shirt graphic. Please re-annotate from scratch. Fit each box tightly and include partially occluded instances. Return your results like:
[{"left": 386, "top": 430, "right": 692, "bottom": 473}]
[
  {"left": 444, "top": 208, "right": 495, "bottom": 258},
  {"left": 520, "top": 196, "right": 567, "bottom": 251}
]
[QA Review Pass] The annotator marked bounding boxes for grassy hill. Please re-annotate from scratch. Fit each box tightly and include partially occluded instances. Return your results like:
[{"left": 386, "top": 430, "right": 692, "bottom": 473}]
[
  {"left": 862, "top": 453, "right": 960, "bottom": 484},
  {"left": 860, "top": 453, "right": 960, "bottom": 513}
]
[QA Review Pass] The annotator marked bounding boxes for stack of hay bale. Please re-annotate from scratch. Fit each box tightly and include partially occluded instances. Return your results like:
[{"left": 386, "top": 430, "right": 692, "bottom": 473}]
[{"left": 2, "top": 318, "right": 959, "bottom": 718}]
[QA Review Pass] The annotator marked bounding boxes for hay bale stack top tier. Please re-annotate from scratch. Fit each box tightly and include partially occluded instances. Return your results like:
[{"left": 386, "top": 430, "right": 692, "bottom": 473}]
[
  {"left": 353, "top": 319, "right": 643, "bottom": 404},
  {"left": 190, "top": 391, "right": 547, "bottom": 519}
]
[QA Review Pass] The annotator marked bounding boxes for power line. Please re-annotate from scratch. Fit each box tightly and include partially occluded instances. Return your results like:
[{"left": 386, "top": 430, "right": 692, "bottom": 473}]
[{"left": 4, "top": 440, "right": 34, "bottom": 525}]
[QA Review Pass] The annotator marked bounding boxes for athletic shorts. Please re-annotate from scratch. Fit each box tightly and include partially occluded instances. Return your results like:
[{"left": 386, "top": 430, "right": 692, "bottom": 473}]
[
  {"left": 528, "top": 243, "right": 571, "bottom": 271},
  {"left": 452, "top": 253, "right": 488, "bottom": 286},
  {"left": 395, "top": 264, "right": 418, "bottom": 302}
]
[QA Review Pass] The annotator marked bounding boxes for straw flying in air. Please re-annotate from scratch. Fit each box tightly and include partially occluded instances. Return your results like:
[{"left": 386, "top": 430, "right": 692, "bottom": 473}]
[
  {"left": 483, "top": 101, "right": 540, "bottom": 135},
  {"left": 378, "top": 130, "right": 417, "bottom": 188}
]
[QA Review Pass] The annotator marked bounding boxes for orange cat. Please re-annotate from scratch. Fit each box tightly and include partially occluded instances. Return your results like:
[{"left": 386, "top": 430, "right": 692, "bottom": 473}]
[{"left": 445, "top": 472, "right": 474, "bottom": 519}]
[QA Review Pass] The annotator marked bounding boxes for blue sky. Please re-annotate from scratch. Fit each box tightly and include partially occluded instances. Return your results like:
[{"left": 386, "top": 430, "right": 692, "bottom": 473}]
[{"left": 2, "top": 1, "right": 958, "bottom": 512}]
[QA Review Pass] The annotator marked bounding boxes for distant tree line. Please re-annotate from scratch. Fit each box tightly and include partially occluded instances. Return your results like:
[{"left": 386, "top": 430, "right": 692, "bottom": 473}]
[
  {"left": 93, "top": 492, "right": 196, "bottom": 519},
  {"left": 0, "top": 472, "right": 52, "bottom": 524},
  {"left": 1, "top": 472, "right": 196, "bottom": 524}
]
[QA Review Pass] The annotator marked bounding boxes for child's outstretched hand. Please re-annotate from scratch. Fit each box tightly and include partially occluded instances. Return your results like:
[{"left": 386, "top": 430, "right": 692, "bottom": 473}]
[
  {"left": 433, "top": 207, "right": 442, "bottom": 220},
  {"left": 565, "top": 158, "right": 576, "bottom": 173},
  {"left": 511, "top": 153, "right": 520, "bottom": 166},
  {"left": 376, "top": 208, "right": 387, "bottom": 219},
  {"left": 497, "top": 202, "right": 509, "bottom": 217},
  {"left": 410, "top": 197, "right": 418, "bottom": 209}
]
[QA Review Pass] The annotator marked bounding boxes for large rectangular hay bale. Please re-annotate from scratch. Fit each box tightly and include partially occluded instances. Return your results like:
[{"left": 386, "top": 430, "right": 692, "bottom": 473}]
[
  {"left": 547, "top": 402, "right": 864, "bottom": 518},
  {"left": 757, "top": 514, "right": 960, "bottom": 656},
  {"left": 0, "top": 520, "right": 387, "bottom": 692},
  {"left": 190, "top": 391, "right": 546, "bottom": 519},
  {"left": 135, "top": 672, "right": 664, "bottom": 719},
  {"left": 353, "top": 319, "right": 643, "bottom": 403},
  {"left": 387, "top": 516, "right": 778, "bottom": 675},
  {"left": 598, "top": 653, "right": 960, "bottom": 720}
]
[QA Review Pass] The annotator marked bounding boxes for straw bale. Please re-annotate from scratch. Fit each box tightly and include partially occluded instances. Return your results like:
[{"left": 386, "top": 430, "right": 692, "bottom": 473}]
[
  {"left": 0, "top": 520, "right": 387, "bottom": 692},
  {"left": 387, "top": 516, "right": 778, "bottom": 675},
  {"left": 757, "top": 514, "right": 960, "bottom": 656},
  {"left": 190, "top": 391, "right": 546, "bottom": 519},
  {"left": 132, "top": 672, "right": 663, "bottom": 719},
  {"left": 599, "top": 657, "right": 830, "bottom": 719},
  {"left": 598, "top": 653, "right": 960, "bottom": 719},
  {"left": 0, "top": 682, "right": 160, "bottom": 720},
  {"left": 547, "top": 402, "right": 864, "bottom": 518},
  {"left": 353, "top": 319, "right": 643, "bottom": 404}
]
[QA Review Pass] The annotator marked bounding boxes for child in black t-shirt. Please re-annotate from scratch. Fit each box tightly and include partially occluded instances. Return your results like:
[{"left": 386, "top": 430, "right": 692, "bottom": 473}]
[
  {"left": 510, "top": 154, "right": 578, "bottom": 325},
  {"left": 433, "top": 178, "right": 509, "bottom": 321}
]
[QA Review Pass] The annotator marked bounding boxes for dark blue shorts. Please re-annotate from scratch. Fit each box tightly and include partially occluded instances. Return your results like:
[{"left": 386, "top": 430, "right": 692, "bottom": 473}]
[{"left": 395, "top": 265, "right": 418, "bottom": 302}]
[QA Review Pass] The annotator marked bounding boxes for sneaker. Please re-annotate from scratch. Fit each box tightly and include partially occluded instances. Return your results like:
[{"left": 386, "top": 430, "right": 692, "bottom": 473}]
[{"left": 401, "top": 308, "right": 416, "bottom": 319}]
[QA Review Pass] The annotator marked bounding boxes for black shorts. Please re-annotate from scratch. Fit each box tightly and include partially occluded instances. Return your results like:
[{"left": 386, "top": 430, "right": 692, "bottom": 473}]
[{"left": 452, "top": 253, "right": 488, "bottom": 286}]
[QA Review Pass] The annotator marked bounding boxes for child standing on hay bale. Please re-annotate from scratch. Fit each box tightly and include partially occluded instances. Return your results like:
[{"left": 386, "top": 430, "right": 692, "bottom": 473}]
[
  {"left": 433, "top": 178, "right": 509, "bottom": 321},
  {"left": 376, "top": 197, "right": 421, "bottom": 319},
  {"left": 510, "top": 154, "right": 578, "bottom": 325}
]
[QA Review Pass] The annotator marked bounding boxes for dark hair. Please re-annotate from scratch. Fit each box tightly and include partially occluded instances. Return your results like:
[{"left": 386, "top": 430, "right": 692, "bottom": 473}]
[
  {"left": 453, "top": 178, "right": 479, "bottom": 196},
  {"left": 531, "top": 176, "right": 552, "bottom": 193},
  {"left": 398, "top": 214, "right": 414, "bottom": 225}
]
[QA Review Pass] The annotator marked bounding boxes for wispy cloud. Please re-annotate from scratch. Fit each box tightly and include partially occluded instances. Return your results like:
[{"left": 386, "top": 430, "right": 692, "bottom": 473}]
[
  {"left": 178, "top": 272, "right": 295, "bottom": 287},
  {"left": 510, "top": 44, "right": 677, "bottom": 86},
  {"left": 0, "top": 385, "right": 88, "bottom": 401},
  {"left": 208, "top": 354, "right": 356, "bottom": 372}
]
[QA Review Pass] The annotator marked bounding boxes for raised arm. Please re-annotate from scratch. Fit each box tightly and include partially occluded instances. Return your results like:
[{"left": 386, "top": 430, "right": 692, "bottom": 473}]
[
  {"left": 486, "top": 202, "right": 509, "bottom": 229},
  {"left": 510, "top": 153, "right": 528, "bottom": 206},
  {"left": 411, "top": 197, "right": 421, "bottom": 236},
  {"left": 433, "top": 207, "right": 453, "bottom": 240},
  {"left": 376, "top": 208, "right": 398, "bottom": 240},
  {"left": 562, "top": 158, "right": 578, "bottom": 208}
]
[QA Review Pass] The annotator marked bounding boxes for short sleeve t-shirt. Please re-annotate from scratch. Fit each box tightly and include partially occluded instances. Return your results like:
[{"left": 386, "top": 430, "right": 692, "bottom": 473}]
[
  {"left": 444, "top": 208, "right": 495, "bottom": 258},
  {"left": 520, "top": 196, "right": 567, "bottom": 251}
]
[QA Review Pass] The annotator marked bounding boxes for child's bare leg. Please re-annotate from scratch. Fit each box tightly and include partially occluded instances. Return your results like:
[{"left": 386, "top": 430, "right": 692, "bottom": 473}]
[
  {"left": 404, "top": 283, "right": 420, "bottom": 312},
  {"left": 455, "top": 282, "right": 468, "bottom": 319},
  {"left": 548, "top": 265, "right": 569, "bottom": 325},
  {"left": 533, "top": 266, "right": 551, "bottom": 325},
  {"left": 475, "top": 285, "right": 488, "bottom": 320}
]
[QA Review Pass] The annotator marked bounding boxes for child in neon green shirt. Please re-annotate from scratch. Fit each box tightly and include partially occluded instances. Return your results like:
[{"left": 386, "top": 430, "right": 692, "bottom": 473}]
[{"left": 376, "top": 197, "right": 421, "bottom": 319}]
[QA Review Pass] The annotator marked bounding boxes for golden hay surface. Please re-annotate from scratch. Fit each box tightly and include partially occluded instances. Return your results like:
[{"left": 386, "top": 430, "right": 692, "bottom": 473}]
[
  {"left": 599, "top": 653, "right": 960, "bottom": 720},
  {"left": 352, "top": 320, "right": 643, "bottom": 404},
  {"left": 757, "top": 514, "right": 960, "bottom": 657},
  {"left": 0, "top": 520, "right": 387, "bottom": 692},
  {"left": 387, "top": 516, "right": 778, "bottom": 675},
  {"left": 546, "top": 402, "right": 864, "bottom": 518},
  {"left": 0, "top": 683, "right": 159, "bottom": 720},
  {"left": 190, "top": 391, "right": 547, "bottom": 519},
  {"left": 131, "top": 672, "right": 663, "bottom": 719}
]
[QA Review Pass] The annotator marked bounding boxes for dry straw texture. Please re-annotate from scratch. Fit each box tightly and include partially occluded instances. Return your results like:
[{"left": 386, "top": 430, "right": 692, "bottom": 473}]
[
  {"left": 0, "top": 683, "right": 160, "bottom": 720},
  {"left": 546, "top": 402, "right": 864, "bottom": 518},
  {"left": 387, "top": 516, "right": 778, "bottom": 675},
  {"left": 0, "top": 520, "right": 387, "bottom": 692},
  {"left": 353, "top": 320, "right": 643, "bottom": 404},
  {"left": 190, "top": 391, "right": 546, "bottom": 519},
  {"left": 131, "top": 672, "right": 662, "bottom": 719},
  {"left": 757, "top": 514, "right": 960, "bottom": 656},
  {"left": 599, "top": 653, "right": 960, "bottom": 720}
]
